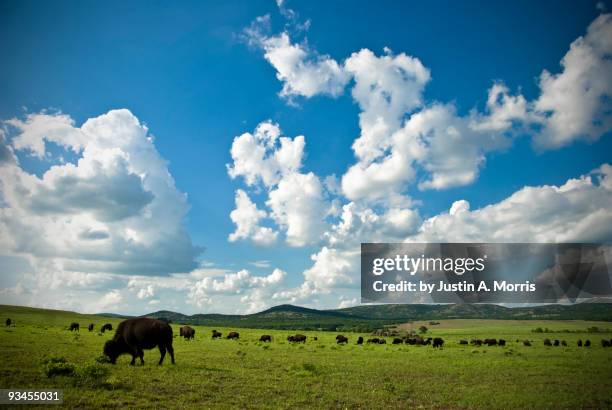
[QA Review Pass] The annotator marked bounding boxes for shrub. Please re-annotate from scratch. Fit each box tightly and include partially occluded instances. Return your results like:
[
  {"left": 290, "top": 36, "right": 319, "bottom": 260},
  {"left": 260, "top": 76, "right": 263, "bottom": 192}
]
[
  {"left": 77, "top": 362, "right": 110, "bottom": 383},
  {"left": 42, "top": 357, "right": 75, "bottom": 378}
]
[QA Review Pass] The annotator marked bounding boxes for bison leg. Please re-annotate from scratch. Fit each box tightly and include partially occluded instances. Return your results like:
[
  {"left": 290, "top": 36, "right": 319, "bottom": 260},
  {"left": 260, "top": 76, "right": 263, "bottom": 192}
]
[
  {"left": 167, "top": 344, "right": 175, "bottom": 364},
  {"left": 158, "top": 345, "right": 166, "bottom": 365},
  {"left": 137, "top": 348, "right": 145, "bottom": 365},
  {"left": 130, "top": 354, "right": 136, "bottom": 366}
]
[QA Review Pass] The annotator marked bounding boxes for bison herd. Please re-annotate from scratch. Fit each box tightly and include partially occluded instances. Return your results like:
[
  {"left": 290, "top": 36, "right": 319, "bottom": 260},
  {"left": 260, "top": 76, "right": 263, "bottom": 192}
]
[{"left": 7, "top": 316, "right": 611, "bottom": 367}]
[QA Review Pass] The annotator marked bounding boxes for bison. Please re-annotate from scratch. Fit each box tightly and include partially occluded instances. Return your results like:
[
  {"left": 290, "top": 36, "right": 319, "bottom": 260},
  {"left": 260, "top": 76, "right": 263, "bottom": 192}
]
[
  {"left": 543, "top": 338, "right": 552, "bottom": 346},
  {"left": 459, "top": 339, "right": 468, "bottom": 345},
  {"left": 553, "top": 339, "right": 559, "bottom": 347},
  {"left": 367, "top": 337, "right": 380, "bottom": 344},
  {"left": 523, "top": 340, "right": 531, "bottom": 346},
  {"left": 313, "top": 336, "right": 318, "bottom": 341},
  {"left": 101, "top": 323, "right": 113, "bottom": 333},
  {"left": 6, "top": 318, "right": 11, "bottom": 327},
  {"left": 69, "top": 322, "right": 79, "bottom": 332},
  {"left": 577, "top": 339, "right": 583, "bottom": 347},
  {"left": 259, "top": 335, "right": 272, "bottom": 342},
  {"left": 227, "top": 332, "right": 239, "bottom": 340},
  {"left": 483, "top": 338, "right": 498, "bottom": 346},
  {"left": 336, "top": 335, "right": 349, "bottom": 344},
  {"left": 561, "top": 340, "right": 567, "bottom": 346},
  {"left": 103, "top": 317, "right": 175, "bottom": 366},
  {"left": 212, "top": 330, "right": 222, "bottom": 339},
  {"left": 601, "top": 339, "right": 610, "bottom": 348},
  {"left": 498, "top": 339, "right": 506, "bottom": 346},
  {"left": 88, "top": 323, "right": 94, "bottom": 332},
  {"left": 584, "top": 339, "right": 591, "bottom": 347},
  {"left": 356, "top": 336, "right": 364, "bottom": 345},
  {"left": 432, "top": 337, "right": 444, "bottom": 348},
  {"left": 287, "top": 334, "right": 307, "bottom": 343},
  {"left": 392, "top": 338, "right": 403, "bottom": 345},
  {"left": 180, "top": 326, "right": 195, "bottom": 340},
  {"left": 470, "top": 339, "right": 483, "bottom": 346}
]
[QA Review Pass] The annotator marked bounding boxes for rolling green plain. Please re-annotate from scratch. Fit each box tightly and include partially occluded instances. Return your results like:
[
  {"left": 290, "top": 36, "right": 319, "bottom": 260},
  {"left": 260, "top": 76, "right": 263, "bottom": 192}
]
[{"left": 1, "top": 304, "right": 612, "bottom": 409}]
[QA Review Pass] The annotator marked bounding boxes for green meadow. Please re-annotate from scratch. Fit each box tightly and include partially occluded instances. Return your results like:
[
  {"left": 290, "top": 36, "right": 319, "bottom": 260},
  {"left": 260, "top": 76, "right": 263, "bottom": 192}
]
[{"left": 1, "top": 305, "right": 611, "bottom": 409}]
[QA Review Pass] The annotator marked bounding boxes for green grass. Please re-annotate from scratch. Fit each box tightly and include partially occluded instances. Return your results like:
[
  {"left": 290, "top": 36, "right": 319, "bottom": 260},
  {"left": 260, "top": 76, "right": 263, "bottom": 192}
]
[{"left": 1, "top": 305, "right": 612, "bottom": 409}]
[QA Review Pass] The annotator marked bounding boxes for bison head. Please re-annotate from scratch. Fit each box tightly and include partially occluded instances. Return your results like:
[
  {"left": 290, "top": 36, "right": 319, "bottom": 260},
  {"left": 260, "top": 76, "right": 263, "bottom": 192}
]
[{"left": 103, "top": 340, "right": 120, "bottom": 364}]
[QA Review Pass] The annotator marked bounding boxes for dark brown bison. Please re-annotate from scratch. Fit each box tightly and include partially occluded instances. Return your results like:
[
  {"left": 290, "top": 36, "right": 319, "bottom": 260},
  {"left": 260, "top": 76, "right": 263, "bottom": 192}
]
[
  {"left": 553, "top": 339, "right": 559, "bottom": 347},
  {"left": 287, "top": 334, "right": 307, "bottom": 343},
  {"left": 459, "top": 339, "right": 468, "bottom": 345},
  {"left": 6, "top": 318, "right": 11, "bottom": 326},
  {"left": 356, "top": 336, "right": 363, "bottom": 345},
  {"left": 227, "top": 332, "right": 239, "bottom": 340},
  {"left": 392, "top": 337, "right": 403, "bottom": 345},
  {"left": 483, "top": 338, "right": 497, "bottom": 346},
  {"left": 584, "top": 339, "right": 591, "bottom": 347},
  {"left": 577, "top": 339, "right": 583, "bottom": 347},
  {"left": 432, "top": 337, "right": 444, "bottom": 348},
  {"left": 259, "top": 335, "right": 272, "bottom": 342},
  {"left": 367, "top": 337, "right": 380, "bottom": 344},
  {"left": 523, "top": 340, "right": 531, "bottom": 346},
  {"left": 69, "top": 322, "right": 79, "bottom": 332},
  {"left": 313, "top": 336, "right": 318, "bottom": 341},
  {"left": 101, "top": 323, "right": 113, "bottom": 333},
  {"left": 543, "top": 338, "right": 552, "bottom": 346},
  {"left": 179, "top": 326, "right": 195, "bottom": 340},
  {"left": 336, "top": 335, "right": 349, "bottom": 344},
  {"left": 470, "top": 339, "right": 483, "bottom": 346},
  {"left": 103, "top": 317, "right": 174, "bottom": 366},
  {"left": 212, "top": 330, "right": 222, "bottom": 339},
  {"left": 601, "top": 339, "right": 611, "bottom": 348},
  {"left": 498, "top": 339, "right": 506, "bottom": 346},
  {"left": 88, "top": 323, "right": 94, "bottom": 332}
]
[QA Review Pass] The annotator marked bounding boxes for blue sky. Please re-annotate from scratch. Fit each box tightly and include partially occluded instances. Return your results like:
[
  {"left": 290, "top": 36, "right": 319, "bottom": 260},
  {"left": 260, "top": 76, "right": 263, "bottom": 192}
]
[{"left": 0, "top": 0, "right": 610, "bottom": 314}]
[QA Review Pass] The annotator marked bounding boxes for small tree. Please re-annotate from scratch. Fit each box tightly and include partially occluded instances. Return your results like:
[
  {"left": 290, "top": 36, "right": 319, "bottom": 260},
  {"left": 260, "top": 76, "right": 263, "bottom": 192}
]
[{"left": 419, "top": 325, "right": 428, "bottom": 334}]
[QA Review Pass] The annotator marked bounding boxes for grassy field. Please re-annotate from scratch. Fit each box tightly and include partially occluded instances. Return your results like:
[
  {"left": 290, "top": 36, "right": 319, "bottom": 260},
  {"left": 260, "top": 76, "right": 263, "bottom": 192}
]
[{"left": 1, "top": 305, "right": 612, "bottom": 409}]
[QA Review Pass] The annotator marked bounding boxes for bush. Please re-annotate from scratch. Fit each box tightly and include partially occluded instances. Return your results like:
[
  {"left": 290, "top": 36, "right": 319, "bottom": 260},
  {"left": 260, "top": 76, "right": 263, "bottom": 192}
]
[
  {"left": 77, "top": 362, "right": 110, "bottom": 383},
  {"left": 42, "top": 357, "right": 75, "bottom": 378}
]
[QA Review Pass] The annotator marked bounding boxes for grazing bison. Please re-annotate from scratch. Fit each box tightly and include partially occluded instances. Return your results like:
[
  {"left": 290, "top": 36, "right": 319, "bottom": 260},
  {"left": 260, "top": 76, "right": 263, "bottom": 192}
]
[
  {"left": 561, "top": 340, "right": 567, "bottom": 346},
  {"left": 367, "top": 338, "right": 380, "bottom": 344},
  {"left": 498, "top": 339, "right": 506, "bottom": 346},
  {"left": 179, "top": 326, "right": 195, "bottom": 340},
  {"left": 69, "top": 322, "right": 79, "bottom": 332},
  {"left": 378, "top": 339, "right": 387, "bottom": 344},
  {"left": 543, "top": 338, "right": 552, "bottom": 346},
  {"left": 259, "top": 335, "right": 272, "bottom": 342},
  {"left": 459, "top": 339, "right": 468, "bottom": 345},
  {"left": 88, "top": 324, "right": 94, "bottom": 332},
  {"left": 392, "top": 338, "right": 403, "bottom": 345},
  {"left": 470, "top": 339, "right": 483, "bottom": 346},
  {"left": 6, "top": 318, "right": 11, "bottom": 327},
  {"left": 423, "top": 337, "right": 432, "bottom": 346},
  {"left": 313, "top": 337, "right": 318, "bottom": 341},
  {"left": 227, "top": 332, "right": 240, "bottom": 340},
  {"left": 553, "top": 339, "right": 559, "bottom": 347},
  {"left": 212, "top": 330, "right": 222, "bottom": 339},
  {"left": 601, "top": 339, "right": 610, "bottom": 348},
  {"left": 287, "top": 334, "right": 307, "bottom": 343},
  {"left": 577, "top": 339, "right": 583, "bottom": 347},
  {"left": 356, "top": 336, "right": 364, "bottom": 345},
  {"left": 483, "top": 338, "right": 498, "bottom": 346},
  {"left": 101, "top": 323, "right": 113, "bottom": 333},
  {"left": 523, "top": 340, "right": 531, "bottom": 346},
  {"left": 336, "top": 335, "right": 349, "bottom": 344},
  {"left": 103, "top": 317, "right": 175, "bottom": 366},
  {"left": 584, "top": 339, "right": 591, "bottom": 347},
  {"left": 432, "top": 337, "right": 444, "bottom": 348}
]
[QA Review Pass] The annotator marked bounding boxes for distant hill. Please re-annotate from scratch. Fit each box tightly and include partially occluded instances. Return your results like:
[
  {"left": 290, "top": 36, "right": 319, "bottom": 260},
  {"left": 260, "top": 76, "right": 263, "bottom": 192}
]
[{"left": 128, "top": 301, "right": 612, "bottom": 332}]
